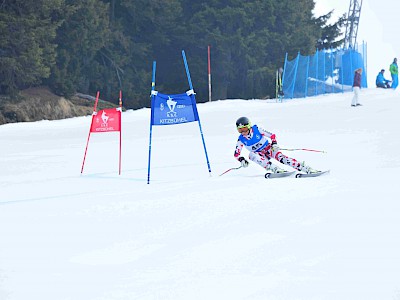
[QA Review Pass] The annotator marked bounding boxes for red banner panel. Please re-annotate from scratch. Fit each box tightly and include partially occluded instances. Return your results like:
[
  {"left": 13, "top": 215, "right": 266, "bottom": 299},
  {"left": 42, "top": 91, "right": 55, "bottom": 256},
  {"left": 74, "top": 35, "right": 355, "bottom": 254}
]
[{"left": 90, "top": 108, "right": 121, "bottom": 133}]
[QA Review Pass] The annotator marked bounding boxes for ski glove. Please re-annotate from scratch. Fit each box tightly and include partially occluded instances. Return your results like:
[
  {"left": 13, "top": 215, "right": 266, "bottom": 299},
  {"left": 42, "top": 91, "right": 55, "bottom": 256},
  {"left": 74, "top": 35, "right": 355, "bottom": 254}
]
[
  {"left": 270, "top": 134, "right": 279, "bottom": 152},
  {"left": 270, "top": 134, "right": 277, "bottom": 144},
  {"left": 271, "top": 144, "right": 280, "bottom": 153},
  {"left": 238, "top": 157, "right": 249, "bottom": 168}
]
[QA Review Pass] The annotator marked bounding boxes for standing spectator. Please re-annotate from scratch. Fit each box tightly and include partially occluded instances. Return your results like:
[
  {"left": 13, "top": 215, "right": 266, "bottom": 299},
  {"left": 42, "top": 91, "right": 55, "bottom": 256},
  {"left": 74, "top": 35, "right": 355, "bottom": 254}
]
[
  {"left": 376, "top": 69, "right": 391, "bottom": 88},
  {"left": 351, "top": 68, "right": 362, "bottom": 107},
  {"left": 389, "top": 58, "right": 398, "bottom": 89}
]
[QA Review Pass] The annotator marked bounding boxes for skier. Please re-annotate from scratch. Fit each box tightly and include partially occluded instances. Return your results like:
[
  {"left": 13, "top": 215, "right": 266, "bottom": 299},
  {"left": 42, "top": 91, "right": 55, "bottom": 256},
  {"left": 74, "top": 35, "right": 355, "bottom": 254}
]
[{"left": 234, "top": 117, "right": 319, "bottom": 174}]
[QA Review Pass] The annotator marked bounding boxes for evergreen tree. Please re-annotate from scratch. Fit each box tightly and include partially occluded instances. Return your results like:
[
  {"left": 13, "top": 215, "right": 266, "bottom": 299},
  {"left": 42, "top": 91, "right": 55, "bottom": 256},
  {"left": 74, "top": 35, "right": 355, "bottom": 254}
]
[
  {"left": 0, "top": 0, "right": 347, "bottom": 107},
  {"left": 183, "top": 0, "right": 262, "bottom": 100},
  {"left": 0, "top": 0, "right": 63, "bottom": 96},
  {"left": 181, "top": 0, "right": 324, "bottom": 100},
  {"left": 47, "top": 0, "right": 111, "bottom": 98},
  {"left": 315, "top": 10, "right": 346, "bottom": 50},
  {"left": 122, "top": 0, "right": 187, "bottom": 93}
]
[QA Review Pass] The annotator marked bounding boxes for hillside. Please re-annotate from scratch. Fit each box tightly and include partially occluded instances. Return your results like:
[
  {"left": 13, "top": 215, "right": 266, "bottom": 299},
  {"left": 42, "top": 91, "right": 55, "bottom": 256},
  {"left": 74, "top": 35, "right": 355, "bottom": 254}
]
[{"left": 0, "top": 87, "right": 118, "bottom": 125}]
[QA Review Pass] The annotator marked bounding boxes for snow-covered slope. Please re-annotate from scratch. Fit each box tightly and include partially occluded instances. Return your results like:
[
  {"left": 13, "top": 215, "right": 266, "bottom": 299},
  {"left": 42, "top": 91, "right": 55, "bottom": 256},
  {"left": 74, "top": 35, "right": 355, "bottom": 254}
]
[{"left": 1, "top": 88, "right": 399, "bottom": 300}]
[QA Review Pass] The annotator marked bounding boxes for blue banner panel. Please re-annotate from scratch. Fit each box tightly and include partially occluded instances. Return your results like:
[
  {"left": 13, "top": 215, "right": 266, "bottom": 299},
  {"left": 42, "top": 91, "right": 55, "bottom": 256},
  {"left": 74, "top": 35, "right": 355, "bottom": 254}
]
[{"left": 151, "top": 92, "right": 198, "bottom": 125}]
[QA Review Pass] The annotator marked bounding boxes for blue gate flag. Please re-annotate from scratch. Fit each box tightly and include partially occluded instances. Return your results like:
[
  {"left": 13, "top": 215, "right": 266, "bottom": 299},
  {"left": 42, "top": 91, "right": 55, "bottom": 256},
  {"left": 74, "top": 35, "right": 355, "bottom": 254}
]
[
  {"left": 150, "top": 90, "right": 199, "bottom": 126},
  {"left": 147, "top": 53, "right": 212, "bottom": 184}
]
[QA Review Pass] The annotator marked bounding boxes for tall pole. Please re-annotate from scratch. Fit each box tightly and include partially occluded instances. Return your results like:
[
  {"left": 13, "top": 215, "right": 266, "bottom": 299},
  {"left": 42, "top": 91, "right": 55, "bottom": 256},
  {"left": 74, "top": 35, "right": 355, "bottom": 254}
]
[
  {"left": 147, "top": 61, "right": 156, "bottom": 184},
  {"left": 118, "top": 90, "right": 122, "bottom": 175},
  {"left": 182, "top": 50, "right": 212, "bottom": 176},
  {"left": 208, "top": 45, "right": 212, "bottom": 102},
  {"left": 182, "top": 50, "right": 193, "bottom": 90},
  {"left": 81, "top": 91, "right": 100, "bottom": 174},
  {"left": 344, "top": 0, "right": 363, "bottom": 49}
]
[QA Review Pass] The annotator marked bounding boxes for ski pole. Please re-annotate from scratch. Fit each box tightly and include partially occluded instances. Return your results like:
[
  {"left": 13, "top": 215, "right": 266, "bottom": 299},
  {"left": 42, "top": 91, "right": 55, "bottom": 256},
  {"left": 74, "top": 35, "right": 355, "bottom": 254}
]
[
  {"left": 280, "top": 148, "right": 327, "bottom": 153},
  {"left": 219, "top": 166, "right": 242, "bottom": 176}
]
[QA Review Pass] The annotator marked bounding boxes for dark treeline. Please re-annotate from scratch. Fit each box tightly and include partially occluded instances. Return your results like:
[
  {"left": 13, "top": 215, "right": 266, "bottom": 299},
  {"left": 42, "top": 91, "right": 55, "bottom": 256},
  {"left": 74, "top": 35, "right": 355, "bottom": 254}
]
[{"left": 0, "top": 0, "right": 344, "bottom": 109}]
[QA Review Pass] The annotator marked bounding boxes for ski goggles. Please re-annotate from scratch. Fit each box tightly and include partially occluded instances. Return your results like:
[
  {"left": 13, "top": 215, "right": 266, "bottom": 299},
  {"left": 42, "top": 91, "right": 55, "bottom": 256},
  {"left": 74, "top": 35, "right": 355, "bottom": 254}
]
[{"left": 237, "top": 125, "right": 251, "bottom": 133}]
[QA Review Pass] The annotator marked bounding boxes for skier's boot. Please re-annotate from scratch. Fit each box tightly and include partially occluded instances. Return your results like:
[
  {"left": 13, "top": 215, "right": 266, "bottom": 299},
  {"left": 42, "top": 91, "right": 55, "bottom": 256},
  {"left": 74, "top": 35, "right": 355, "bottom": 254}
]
[
  {"left": 266, "top": 163, "right": 287, "bottom": 174},
  {"left": 299, "top": 162, "right": 320, "bottom": 174}
]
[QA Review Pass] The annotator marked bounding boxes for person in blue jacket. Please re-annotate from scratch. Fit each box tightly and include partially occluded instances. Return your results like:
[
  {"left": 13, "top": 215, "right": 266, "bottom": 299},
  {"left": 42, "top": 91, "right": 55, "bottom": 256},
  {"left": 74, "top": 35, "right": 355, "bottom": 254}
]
[
  {"left": 234, "top": 117, "right": 318, "bottom": 174},
  {"left": 376, "top": 69, "right": 391, "bottom": 88}
]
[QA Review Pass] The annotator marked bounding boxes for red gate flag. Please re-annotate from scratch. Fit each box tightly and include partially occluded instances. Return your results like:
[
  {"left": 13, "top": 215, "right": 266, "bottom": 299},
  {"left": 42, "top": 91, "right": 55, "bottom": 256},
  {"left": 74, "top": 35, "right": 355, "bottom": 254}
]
[
  {"left": 81, "top": 91, "right": 123, "bottom": 175},
  {"left": 90, "top": 108, "right": 121, "bottom": 133}
]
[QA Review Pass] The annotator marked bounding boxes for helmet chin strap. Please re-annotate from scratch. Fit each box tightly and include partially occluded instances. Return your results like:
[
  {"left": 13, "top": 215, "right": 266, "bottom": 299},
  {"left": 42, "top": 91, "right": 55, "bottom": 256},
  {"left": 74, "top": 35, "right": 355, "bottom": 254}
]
[{"left": 243, "top": 127, "right": 252, "bottom": 137}]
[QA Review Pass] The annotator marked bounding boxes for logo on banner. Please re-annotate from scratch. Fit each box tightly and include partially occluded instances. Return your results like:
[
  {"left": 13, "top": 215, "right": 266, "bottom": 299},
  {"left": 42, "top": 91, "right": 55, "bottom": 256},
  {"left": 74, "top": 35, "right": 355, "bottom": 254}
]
[
  {"left": 101, "top": 110, "right": 109, "bottom": 126},
  {"left": 166, "top": 96, "right": 177, "bottom": 117}
]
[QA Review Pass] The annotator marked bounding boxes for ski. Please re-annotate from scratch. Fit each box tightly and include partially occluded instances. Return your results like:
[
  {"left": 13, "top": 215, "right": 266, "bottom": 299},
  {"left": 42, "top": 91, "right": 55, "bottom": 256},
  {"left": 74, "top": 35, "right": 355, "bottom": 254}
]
[
  {"left": 295, "top": 170, "right": 330, "bottom": 178},
  {"left": 264, "top": 171, "right": 296, "bottom": 179}
]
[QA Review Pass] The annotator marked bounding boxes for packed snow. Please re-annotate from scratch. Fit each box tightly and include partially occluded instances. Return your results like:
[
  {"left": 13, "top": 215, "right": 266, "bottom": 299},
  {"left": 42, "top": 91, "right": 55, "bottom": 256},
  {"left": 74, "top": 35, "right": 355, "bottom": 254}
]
[{"left": 1, "top": 88, "right": 400, "bottom": 300}]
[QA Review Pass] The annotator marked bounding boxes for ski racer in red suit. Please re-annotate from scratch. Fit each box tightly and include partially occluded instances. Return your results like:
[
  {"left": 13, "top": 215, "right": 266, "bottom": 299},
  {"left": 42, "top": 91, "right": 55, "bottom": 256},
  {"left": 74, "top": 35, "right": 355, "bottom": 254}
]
[{"left": 234, "top": 117, "right": 318, "bottom": 174}]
